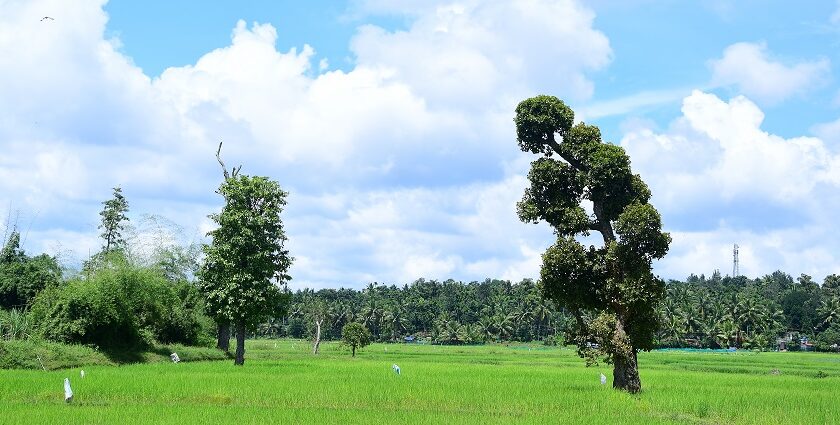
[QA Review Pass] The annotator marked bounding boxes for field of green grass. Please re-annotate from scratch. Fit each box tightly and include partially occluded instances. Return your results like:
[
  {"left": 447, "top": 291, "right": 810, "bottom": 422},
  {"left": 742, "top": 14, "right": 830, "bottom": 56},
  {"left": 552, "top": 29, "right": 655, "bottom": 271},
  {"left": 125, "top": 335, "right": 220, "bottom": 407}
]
[{"left": 2, "top": 340, "right": 839, "bottom": 424}]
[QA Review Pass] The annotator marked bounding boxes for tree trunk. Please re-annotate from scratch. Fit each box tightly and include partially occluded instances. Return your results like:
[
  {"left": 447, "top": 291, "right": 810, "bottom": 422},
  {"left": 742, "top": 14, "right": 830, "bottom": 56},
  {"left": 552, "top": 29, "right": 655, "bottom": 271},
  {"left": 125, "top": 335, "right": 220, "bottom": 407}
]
[
  {"left": 312, "top": 319, "right": 322, "bottom": 354},
  {"left": 612, "top": 317, "right": 641, "bottom": 393},
  {"left": 352, "top": 345, "right": 356, "bottom": 357},
  {"left": 234, "top": 322, "right": 246, "bottom": 366},
  {"left": 217, "top": 322, "right": 230, "bottom": 352}
]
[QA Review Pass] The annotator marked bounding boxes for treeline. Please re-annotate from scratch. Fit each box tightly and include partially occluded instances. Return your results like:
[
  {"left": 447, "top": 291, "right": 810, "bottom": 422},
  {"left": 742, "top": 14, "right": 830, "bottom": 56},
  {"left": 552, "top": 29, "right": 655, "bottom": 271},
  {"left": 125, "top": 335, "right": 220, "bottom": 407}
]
[
  {"left": 659, "top": 271, "right": 840, "bottom": 351},
  {"left": 4, "top": 190, "right": 840, "bottom": 354},
  {"left": 270, "top": 271, "right": 840, "bottom": 351},
  {"left": 274, "top": 279, "right": 565, "bottom": 345}
]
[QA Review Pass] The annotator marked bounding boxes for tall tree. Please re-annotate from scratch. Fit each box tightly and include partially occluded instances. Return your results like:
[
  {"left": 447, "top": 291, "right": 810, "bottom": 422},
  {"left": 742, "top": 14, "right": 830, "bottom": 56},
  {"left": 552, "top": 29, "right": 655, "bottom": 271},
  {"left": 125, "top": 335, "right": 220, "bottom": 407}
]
[
  {"left": 98, "top": 186, "right": 129, "bottom": 253},
  {"left": 514, "top": 95, "right": 670, "bottom": 393},
  {"left": 199, "top": 146, "right": 292, "bottom": 365}
]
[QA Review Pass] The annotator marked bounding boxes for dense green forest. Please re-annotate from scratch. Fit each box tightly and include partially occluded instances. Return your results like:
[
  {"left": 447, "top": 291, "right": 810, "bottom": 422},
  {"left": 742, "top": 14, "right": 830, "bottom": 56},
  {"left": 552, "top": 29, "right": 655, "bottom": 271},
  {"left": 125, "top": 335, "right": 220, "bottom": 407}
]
[{"left": 274, "top": 271, "right": 840, "bottom": 351}]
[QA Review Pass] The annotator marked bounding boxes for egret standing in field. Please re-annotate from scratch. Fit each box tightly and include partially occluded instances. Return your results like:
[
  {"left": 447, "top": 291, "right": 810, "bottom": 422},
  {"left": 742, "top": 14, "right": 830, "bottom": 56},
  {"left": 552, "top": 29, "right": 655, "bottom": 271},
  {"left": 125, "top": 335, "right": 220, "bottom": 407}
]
[
  {"left": 600, "top": 373, "right": 607, "bottom": 385},
  {"left": 64, "top": 378, "right": 73, "bottom": 403},
  {"left": 392, "top": 364, "right": 401, "bottom": 375},
  {"left": 80, "top": 370, "right": 85, "bottom": 378}
]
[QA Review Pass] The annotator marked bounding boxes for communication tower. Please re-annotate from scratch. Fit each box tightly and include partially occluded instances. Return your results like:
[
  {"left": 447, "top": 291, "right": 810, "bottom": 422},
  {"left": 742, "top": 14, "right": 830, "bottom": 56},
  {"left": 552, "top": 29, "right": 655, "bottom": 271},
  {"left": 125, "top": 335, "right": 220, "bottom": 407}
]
[{"left": 733, "top": 244, "right": 739, "bottom": 277}]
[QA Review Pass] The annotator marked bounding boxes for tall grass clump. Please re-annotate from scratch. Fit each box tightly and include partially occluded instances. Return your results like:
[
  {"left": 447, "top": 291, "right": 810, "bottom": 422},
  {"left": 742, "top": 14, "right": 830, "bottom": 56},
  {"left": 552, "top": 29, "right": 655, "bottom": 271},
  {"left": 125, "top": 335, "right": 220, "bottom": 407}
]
[{"left": 0, "top": 309, "right": 33, "bottom": 341}]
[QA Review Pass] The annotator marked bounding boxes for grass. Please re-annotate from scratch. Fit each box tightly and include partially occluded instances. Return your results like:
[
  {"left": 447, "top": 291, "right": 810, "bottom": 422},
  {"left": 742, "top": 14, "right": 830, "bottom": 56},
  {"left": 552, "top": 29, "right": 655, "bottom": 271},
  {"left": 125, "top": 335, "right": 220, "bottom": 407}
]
[
  {"left": 0, "top": 339, "right": 228, "bottom": 370},
  {"left": 1, "top": 340, "right": 839, "bottom": 424}
]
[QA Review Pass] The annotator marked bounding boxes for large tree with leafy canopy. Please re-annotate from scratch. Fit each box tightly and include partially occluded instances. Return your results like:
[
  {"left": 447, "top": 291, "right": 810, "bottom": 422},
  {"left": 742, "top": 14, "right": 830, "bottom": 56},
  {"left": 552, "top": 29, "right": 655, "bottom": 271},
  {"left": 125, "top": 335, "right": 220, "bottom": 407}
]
[
  {"left": 514, "top": 95, "right": 670, "bottom": 393},
  {"left": 199, "top": 144, "right": 292, "bottom": 365}
]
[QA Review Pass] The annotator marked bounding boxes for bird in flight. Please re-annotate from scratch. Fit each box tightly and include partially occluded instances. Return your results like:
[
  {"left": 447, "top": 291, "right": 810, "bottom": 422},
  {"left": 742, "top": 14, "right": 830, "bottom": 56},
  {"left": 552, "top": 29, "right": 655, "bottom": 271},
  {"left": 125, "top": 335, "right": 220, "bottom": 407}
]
[{"left": 41, "top": 16, "right": 54, "bottom": 21}]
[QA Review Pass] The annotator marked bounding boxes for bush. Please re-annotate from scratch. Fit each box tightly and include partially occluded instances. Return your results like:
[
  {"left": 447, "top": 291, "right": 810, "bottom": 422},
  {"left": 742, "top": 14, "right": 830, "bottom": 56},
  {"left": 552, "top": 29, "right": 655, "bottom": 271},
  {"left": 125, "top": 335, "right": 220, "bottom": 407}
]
[
  {"left": 30, "top": 259, "right": 210, "bottom": 350},
  {"left": 0, "top": 230, "right": 61, "bottom": 309},
  {"left": 341, "top": 322, "right": 371, "bottom": 357},
  {"left": 815, "top": 322, "right": 840, "bottom": 352},
  {"left": 543, "top": 334, "right": 564, "bottom": 346}
]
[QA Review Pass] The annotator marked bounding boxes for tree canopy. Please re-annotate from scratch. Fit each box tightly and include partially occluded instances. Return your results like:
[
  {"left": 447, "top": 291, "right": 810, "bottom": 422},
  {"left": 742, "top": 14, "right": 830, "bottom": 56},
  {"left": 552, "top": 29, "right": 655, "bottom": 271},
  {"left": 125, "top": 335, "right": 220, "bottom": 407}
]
[
  {"left": 341, "top": 322, "right": 371, "bottom": 357},
  {"left": 514, "top": 95, "right": 670, "bottom": 393},
  {"left": 0, "top": 230, "right": 60, "bottom": 309},
  {"left": 199, "top": 174, "right": 292, "bottom": 365}
]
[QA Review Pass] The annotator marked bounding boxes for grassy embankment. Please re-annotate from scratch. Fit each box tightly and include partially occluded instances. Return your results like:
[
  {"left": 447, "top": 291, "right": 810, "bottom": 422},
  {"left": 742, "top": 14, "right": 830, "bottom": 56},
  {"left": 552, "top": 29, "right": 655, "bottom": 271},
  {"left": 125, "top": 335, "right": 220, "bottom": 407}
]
[{"left": 2, "top": 340, "right": 839, "bottom": 424}]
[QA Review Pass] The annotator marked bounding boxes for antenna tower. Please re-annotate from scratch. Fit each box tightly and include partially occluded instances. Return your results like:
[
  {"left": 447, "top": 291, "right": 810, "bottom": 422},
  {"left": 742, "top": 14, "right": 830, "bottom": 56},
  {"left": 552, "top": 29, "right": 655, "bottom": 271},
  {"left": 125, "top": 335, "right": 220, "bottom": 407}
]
[{"left": 733, "top": 244, "right": 739, "bottom": 277}]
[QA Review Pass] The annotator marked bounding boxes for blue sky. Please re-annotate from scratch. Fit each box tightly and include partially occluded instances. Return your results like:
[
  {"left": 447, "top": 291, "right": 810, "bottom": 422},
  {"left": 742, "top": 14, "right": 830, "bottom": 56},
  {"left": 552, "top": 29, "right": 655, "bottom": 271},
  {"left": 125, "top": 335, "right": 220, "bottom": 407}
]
[{"left": 1, "top": 0, "right": 839, "bottom": 288}]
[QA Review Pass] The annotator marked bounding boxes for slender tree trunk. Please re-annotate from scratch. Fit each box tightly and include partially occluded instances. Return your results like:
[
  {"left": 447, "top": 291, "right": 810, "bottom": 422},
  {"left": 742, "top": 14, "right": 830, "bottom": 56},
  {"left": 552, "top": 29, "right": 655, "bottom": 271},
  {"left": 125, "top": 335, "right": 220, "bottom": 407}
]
[
  {"left": 312, "top": 319, "right": 322, "bottom": 354},
  {"left": 217, "top": 322, "right": 230, "bottom": 352},
  {"left": 612, "top": 317, "right": 641, "bottom": 393},
  {"left": 234, "top": 322, "right": 246, "bottom": 366},
  {"left": 352, "top": 345, "right": 356, "bottom": 357}
]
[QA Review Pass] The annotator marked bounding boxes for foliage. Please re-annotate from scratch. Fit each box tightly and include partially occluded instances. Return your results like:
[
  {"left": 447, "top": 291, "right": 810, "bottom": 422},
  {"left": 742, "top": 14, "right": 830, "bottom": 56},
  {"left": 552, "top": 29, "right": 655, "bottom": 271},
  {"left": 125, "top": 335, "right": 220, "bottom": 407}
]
[
  {"left": 814, "top": 323, "right": 840, "bottom": 352},
  {"left": 272, "top": 279, "right": 567, "bottom": 345},
  {"left": 0, "top": 308, "right": 33, "bottom": 341},
  {"left": 98, "top": 186, "right": 130, "bottom": 253},
  {"left": 0, "top": 230, "right": 61, "bottom": 309},
  {"left": 341, "top": 322, "right": 371, "bottom": 357},
  {"left": 199, "top": 175, "right": 292, "bottom": 331},
  {"left": 30, "top": 254, "right": 210, "bottom": 349},
  {"left": 514, "top": 95, "right": 670, "bottom": 392}
]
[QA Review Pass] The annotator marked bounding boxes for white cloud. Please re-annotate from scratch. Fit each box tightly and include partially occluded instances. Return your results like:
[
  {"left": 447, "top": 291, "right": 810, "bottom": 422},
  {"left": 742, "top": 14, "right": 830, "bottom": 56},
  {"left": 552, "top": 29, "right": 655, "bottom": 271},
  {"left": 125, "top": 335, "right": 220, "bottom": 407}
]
[
  {"left": 709, "top": 42, "right": 830, "bottom": 104},
  {"left": 577, "top": 87, "right": 693, "bottom": 121},
  {"left": 351, "top": 0, "right": 612, "bottom": 107},
  {"left": 812, "top": 116, "right": 840, "bottom": 145},
  {"left": 1, "top": 0, "right": 612, "bottom": 287},
  {"left": 622, "top": 91, "right": 840, "bottom": 280}
]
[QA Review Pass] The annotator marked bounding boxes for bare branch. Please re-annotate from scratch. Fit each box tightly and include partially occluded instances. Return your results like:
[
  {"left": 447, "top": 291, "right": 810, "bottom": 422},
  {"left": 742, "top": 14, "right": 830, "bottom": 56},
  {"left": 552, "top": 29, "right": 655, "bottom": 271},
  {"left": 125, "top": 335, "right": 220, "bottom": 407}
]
[{"left": 216, "top": 141, "right": 230, "bottom": 180}]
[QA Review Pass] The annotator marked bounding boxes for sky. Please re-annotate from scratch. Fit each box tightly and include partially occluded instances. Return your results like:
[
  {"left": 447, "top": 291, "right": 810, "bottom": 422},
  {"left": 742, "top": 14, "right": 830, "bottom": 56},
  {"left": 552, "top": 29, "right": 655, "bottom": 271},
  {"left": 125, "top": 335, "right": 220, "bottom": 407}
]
[{"left": 1, "top": 0, "right": 839, "bottom": 289}]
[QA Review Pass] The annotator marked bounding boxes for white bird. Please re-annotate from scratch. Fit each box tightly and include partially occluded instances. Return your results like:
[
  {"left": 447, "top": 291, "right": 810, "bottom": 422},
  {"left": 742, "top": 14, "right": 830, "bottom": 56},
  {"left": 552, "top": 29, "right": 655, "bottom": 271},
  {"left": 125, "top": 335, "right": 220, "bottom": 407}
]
[
  {"left": 392, "top": 364, "right": 401, "bottom": 375},
  {"left": 170, "top": 352, "right": 180, "bottom": 363},
  {"left": 600, "top": 373, "right": 607, "bottom": 385},
  {"left": 80, "top": 370, "right": 85, "bottom": 378},
  {"left": 64, "top": 378, "right": 73, "bottom": 403}
]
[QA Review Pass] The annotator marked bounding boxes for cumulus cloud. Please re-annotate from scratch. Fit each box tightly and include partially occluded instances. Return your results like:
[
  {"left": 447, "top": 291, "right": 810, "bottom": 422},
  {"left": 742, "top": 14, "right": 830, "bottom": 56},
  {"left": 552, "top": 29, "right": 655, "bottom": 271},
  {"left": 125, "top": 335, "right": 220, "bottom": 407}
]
[
  {"left": 622, "top": 91, "right": 840, "bottom": 280},
  {"left": 709, "top": 42, "right": 830, "bottom": 104},
  {"left": 350, "top": 0, "right": 612, "bottom": 106},
  {"left": 0, "top": 0, "right": 614, "bottom": 287}
]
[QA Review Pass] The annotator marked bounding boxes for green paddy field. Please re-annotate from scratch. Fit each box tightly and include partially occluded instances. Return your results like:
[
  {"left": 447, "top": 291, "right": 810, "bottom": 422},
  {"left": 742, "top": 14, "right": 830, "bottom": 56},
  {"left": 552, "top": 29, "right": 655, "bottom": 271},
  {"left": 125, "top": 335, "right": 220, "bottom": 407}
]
[{"left": 1, "top": 340, "right": 838, "bottom": 424}]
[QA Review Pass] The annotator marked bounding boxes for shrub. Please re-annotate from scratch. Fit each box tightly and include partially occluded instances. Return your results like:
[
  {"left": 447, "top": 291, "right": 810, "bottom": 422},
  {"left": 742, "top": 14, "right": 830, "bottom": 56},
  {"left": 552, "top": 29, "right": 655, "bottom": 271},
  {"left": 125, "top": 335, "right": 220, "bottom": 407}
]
[
  {"left": 0, "top": 230, "right": 61, "bottom": 309},
  {"left": 30, "top": 259, "right": 210, "bottom": 349},
  {"left": 341, "top": 322, "right": 371, "bottom": 357},
  {"left": 814, "top": 322, "right": 840, "bottom": 352}
]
